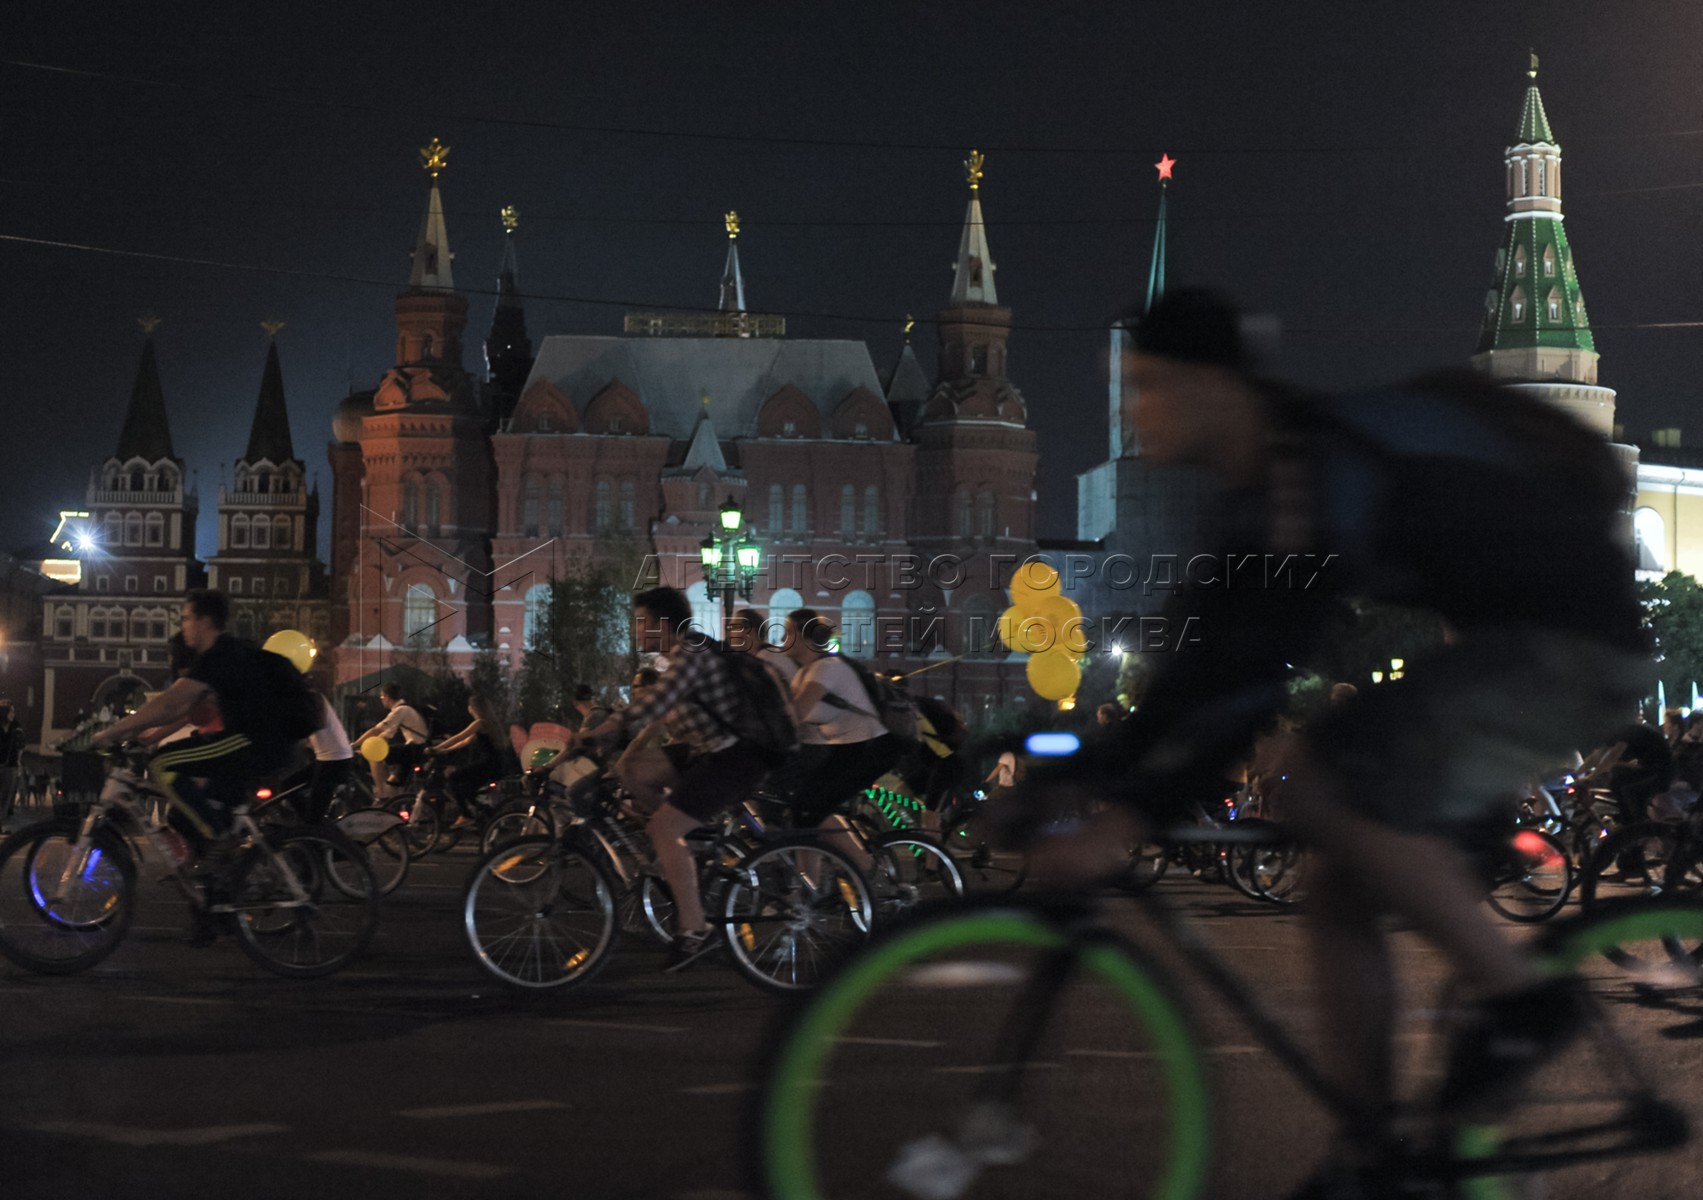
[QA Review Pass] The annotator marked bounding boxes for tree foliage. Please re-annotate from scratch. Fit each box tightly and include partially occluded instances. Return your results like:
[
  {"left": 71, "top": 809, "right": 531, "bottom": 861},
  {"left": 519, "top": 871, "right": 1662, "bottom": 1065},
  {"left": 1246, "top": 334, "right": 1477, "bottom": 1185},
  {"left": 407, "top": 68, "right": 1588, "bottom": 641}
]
[
  {"left": 516, "top": 535, "right": 643, "bottom": 724},
  {"left": 1640, "top": 571, "right": 1703, "bottom": 705}
]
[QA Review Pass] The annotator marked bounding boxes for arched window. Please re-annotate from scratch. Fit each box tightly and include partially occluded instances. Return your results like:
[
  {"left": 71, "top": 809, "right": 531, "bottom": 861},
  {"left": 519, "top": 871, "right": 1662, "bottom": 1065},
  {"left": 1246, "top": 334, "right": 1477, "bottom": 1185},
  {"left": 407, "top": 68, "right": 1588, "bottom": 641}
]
[
  {"left": 1542, "top": 245, "right": 1556, "bottom": 278},
  {"left": 54, "top": 606, "right": 74, "bottom": 639},
  {"left": 767, "top": 588, "right": 804, "bottom": 644},
  {"left": 839, "top": 590, "right": 876, "bottom": 657},
  {"left": 251, "top": 517, "right": 270, "bottom": 549},
  {"left": 1537, "top": 160, "right": 1547, "bottom": 196},
  {"left": 523, "top": 583, "right": 551, "bottom": 650},
  {"left": 129, "top": 469, "right": 144, "bottom": 492},
  {"left": 1547, "top": 288, "right": 1563, "bottom": 323},
  {"left": 1634, "top": 507, "right": 1667, "bottom": 574},
  {"left": 231, "top": 514, "right": 249, "bottom": 549},
  {"left": 108, "top": 609, "right": 127, "bottom": 641},
  {"left": 403, "top": 583, "right": 437, "bottom": 647},
  {"left": 769, "top": 484, "right": 784, "bottom": 535},
  {"left": 962, "top": 593, "right": 1000, "bottom": 658},
  {"left": 685, "top": 581, "right": 720, "bottom": 640},
  {"left": 976, "top": 489, "right": 996, "bottom": 537},
  {"left": 1510, "top": 287, "right": 1527, "bottom": 323},
  {"left": 595, "top": 480, "right": 613, "bottom": 529},
  {"left": 791, "top": 484, "right": 807, "bottom": 534},
  {"left": 1512, "top": 245, "right": 1526, "bottom": 278},
  {"left": 863, "top": 485, "right": 881, "bottom": 536},
  {"left": 144, "top": 512, "right": 164, "bottom": 547},
  {"left": 697, "top": 482, "right": 711, "bottom": 511},
  {"left": 124, "top": 513, "right": 143, "bottom": 546},
  {"left": 104, "top": 513, "right": 121, "bottom": 545},
  {"left": 839, "top": 485, "right": 856, "bottom": 538},
  {"left": 620, "top": 480, "right": 635, "bottom": 529},
  {"left": 547, "top": 477, "right": 564, "bottom": 536},
  {"left": 957, "top": 490, "right": 974, "bottom": 538},
  {"left": 522, "top": 476, "right": 540, "bottom": 536},
  {"left": 402, "top": 480, "right": 419, "bottom": 532},
  {"left": 425, "top": 482, "right": 442, "bottom": 537},
  {"left": 273, "top": 514, "right": 293, "bottom": 550},
  {"left": 89, "top": 608, "right": 107, "bottom": 640}
]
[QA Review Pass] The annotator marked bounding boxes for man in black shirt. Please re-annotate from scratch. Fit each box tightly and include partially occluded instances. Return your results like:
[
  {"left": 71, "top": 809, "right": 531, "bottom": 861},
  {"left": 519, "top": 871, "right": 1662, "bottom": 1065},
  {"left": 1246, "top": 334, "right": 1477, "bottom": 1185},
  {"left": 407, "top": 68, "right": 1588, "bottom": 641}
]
[{"left": 94, "top": 589, "right": 289, "bottom": 848}]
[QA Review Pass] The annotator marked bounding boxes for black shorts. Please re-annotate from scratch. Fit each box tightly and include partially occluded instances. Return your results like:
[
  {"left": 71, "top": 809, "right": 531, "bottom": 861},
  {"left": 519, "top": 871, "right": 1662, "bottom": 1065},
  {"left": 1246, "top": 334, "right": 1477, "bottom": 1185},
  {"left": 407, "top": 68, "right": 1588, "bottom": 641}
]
[
  {"left": 791, "top": 736, "right": 903, "bottom": 826},
  {"left": 1308, "top": 628, "right": 1644, "bottom": 832},
  {"left": 665, "top": 742, "right": 771, "bottom": 824}
]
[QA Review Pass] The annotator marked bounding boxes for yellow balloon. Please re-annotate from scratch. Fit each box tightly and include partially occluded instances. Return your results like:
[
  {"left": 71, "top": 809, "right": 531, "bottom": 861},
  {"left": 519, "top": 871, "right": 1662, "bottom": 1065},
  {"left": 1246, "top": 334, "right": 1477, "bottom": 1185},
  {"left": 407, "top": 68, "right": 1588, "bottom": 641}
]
[
  {"left": 997, "top": 605, "right": 1056, "bottom": 654},
  {"left": 1009, "top": 561, "right": 1061, "bottom": 613},
  {"left": 360, "top": 736, "right": 390, "bottom": 764},
  {"left": 1026, "top": 649, "right": 1081, "bottom": 701},
  {"left": 1029, "top": 594, "right": 1090, "bottom": 655},
  {"left": 263, "top": 629, "right": 315, "bottom": 674}
]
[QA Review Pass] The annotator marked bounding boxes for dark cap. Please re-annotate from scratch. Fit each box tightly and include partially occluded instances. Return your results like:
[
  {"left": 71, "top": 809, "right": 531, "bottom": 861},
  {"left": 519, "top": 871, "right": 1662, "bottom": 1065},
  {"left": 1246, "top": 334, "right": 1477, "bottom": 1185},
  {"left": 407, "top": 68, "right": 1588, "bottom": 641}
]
[
  {"left": 573, "top": 684, "right": 596, "bottom": 702},
  {"left": 1128, "top": 288, "right": 1248, "bottom": 370}
]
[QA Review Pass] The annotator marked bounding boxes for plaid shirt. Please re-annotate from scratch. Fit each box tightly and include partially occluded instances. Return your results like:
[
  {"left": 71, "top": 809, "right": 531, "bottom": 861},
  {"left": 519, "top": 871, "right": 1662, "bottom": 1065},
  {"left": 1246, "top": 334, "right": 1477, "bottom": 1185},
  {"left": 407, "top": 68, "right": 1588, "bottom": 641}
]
[{"left": 620, "top": 640, "right": 741, "bottom": 755}]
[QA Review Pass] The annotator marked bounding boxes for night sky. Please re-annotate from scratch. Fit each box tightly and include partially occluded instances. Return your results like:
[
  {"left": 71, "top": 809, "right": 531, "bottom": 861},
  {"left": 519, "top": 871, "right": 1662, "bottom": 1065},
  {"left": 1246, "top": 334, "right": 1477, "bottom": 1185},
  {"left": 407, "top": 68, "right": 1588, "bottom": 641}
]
[{"left": 4, "top": 1, "right": 1701, "bottom": 558}]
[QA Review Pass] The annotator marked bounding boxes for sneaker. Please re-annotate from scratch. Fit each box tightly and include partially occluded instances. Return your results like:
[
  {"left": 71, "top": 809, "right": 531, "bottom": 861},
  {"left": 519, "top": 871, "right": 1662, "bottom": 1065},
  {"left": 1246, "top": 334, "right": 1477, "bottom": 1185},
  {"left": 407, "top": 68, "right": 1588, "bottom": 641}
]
[
  {"left": 183, "top": 907, "right": 219, "bottom": 948},
  {"left": 1437, "top": 978, "right": 1587, "bottom": 1113},
  {"left": 663, "top": 929, "right": 718, "bottom": 973}
]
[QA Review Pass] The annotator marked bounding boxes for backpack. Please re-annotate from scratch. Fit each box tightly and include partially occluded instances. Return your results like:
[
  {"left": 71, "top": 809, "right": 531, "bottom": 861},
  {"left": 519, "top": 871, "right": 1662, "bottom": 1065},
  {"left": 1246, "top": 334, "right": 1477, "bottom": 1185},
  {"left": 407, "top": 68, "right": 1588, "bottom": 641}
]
[
  {"left": 710, "top": 644, "right": 801, "bottom": 767},
  {"left": 821, "top": 654, "right": 920, "bottom": 746},
  {"left": 914, "top": 695, "right": 968, "bottom": 753},
  {"left": 256, "top": 648, "right": 324, "bottom": 742}
]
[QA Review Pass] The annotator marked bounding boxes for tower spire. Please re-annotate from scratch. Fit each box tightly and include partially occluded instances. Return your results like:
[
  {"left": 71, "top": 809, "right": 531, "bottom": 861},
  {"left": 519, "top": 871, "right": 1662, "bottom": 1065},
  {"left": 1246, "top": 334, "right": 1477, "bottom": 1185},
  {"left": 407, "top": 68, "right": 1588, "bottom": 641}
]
[
  {"left": 244, "top": 324, "right": 296, "bottom": 464},
  {"left": 1145, "top": 154, "right": 1175, "bottom": 314},
  {"left": 1471, "top": 58, "right": 1614, "bottom": 438},
  {"left": 719, "top": 211, "right": 746, "bottom": 313},
  {"left": 485, "top": 205, "right": 533, "bottom": 398},
  {"left": 949, "top": 150, "right": 998, "bottom": 305},
  {"left": 115, "top": 319, "right": 176, "bottom": 462},
  {"left": 409, "top": 137, "right": 455, "bottom": 291}
]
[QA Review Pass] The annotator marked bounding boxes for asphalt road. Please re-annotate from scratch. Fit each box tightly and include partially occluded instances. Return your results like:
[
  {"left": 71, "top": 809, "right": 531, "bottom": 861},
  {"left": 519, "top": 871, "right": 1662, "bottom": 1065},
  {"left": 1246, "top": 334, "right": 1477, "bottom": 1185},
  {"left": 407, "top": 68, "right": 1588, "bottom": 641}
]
[{"left": 2, "top": 827, "right": 1702, "bottom": 1200}]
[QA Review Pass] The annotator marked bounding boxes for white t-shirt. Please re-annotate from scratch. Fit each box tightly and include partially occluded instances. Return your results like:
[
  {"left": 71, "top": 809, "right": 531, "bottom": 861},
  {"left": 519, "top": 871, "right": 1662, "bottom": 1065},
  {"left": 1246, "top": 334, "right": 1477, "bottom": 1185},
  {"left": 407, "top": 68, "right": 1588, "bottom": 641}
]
[
  {"left": 793, "top": 656, "right": 886, "bottom": 746},
  {"left": 309, "top": 695, "right": 354, "bottom": 762},
  {"left": 373, "top": 703, "right": 429, "bottom": 744}
]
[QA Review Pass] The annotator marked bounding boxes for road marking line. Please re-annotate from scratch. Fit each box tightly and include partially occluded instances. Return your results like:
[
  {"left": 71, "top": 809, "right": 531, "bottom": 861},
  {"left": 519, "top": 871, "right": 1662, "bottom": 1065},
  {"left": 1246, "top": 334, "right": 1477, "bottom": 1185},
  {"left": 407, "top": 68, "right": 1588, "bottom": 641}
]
[
  {"left": 833, "top": 1036, "right": 944, "bottom": 1048},
  {"left": 679, "top": 1083, "right": 753, "bottom": 1095},
  {"left": 29, "top": 1121, "right": 288, "bottom": 1147},
  {"left": 1066, "top": 1045, "right": 1263, "bottom": 1060},
  {"left": 933, "top": 1062, "right": 1063, "bottom": 1075},
  {"left": 304, "top": 1150, "right": 512, "bottom": 1179},
  {"left": 550, "top": 1018, "right": 685, "bottom": 1034},
  {"left": 132, "top": 994, "right": 227, "bottom": 1006},
  {"left": 398, "top": 1100, "right": 566, "bottom": 1119}
]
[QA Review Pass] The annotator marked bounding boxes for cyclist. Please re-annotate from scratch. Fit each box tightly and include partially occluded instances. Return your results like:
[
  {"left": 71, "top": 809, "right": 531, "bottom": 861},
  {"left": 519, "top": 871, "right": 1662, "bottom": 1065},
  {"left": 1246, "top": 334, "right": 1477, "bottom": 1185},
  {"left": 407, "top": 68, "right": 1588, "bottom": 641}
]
[
  {"left": 91, "top": 589, "right": 296, "bottom": 869},
  {"left": 1023, "top": 289, "right": 1647, "bottom": 1197},
  {"left": 568, "top": 586, "right": 774, "bottom": 971},
  {"left": 351, "top": 683, "right": 430, "bottom": 797},
  {"left": 426, "top": 692, "right": 506, "bottom": 829},
  {"left": 780, "top": 608, "right": 902, "bottom": 860}
]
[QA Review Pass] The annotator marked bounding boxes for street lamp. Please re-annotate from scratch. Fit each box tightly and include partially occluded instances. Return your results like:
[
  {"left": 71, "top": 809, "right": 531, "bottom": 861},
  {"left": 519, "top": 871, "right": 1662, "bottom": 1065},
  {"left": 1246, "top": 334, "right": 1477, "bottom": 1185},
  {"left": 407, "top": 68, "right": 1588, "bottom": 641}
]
[{"left": 699, "top": 495, "right": 762, "bottom": 638}]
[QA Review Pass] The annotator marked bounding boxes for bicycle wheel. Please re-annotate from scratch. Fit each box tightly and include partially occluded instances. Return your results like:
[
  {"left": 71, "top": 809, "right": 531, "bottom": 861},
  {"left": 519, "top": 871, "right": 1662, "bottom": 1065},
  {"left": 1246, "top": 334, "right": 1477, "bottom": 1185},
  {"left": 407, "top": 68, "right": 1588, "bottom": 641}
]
[
  {"left": 1538, "top": 895, "right": 1703, "bottom": 988},
  {"left": 1485, "top": 829, "right": 1572, "bottom": 923},
  {"left": 868, "top": 832, "right": 965, "bottom": 923},
  {"left": 479, "top": 799, "right": 556, "bottom": 855},
  {"left": 464, "top": 836, "right": 620, "bottom": 989},
  {"left": 753, "top": 899, "right": 1212, "bottom": 1200},
  {"left": 333, "top": 807, "right": 411, "bottom": 897},
  {"left": 387, "top": 794, "right": 441, "bottom": 861},
  {"left": 324, "top": 776, "right": 375, "bottom": 822},
  {"left": 0, "top": 820, "right": 136, "bottom": 974},
  {"left": 1227, "top": 841, "right": 1309, "bottom": 906},
  {"left": 637, "top": 872, "right": 676, "bottom": 943},
  {"left": 722, "top": 836, "right": 875, "bottom": 993},
  {"left": 227, "top": 828, "right": 379, "bottom": 978},
  {"left": 1110, "top": 842, "right": 1171, "bottom": 895},
  {"left": 1578, "top": 824, "right": 1703, "bottom": 972}
]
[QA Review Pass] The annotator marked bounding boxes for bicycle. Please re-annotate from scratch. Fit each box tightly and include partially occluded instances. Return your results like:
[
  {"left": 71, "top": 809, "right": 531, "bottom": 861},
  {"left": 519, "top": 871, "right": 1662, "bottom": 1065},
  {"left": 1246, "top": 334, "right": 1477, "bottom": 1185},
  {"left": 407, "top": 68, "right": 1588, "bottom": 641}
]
[
  {"left": 0, "top": 744, "right": 379, "bottom": 978},
  {"left": 463, "top": 781, "right": 875, "bottom": 994},
  {"left": 250, "top": 769, "right": 412, "bottom": 897},
  {"left": 751, "top": 818, "right": 1701, "bottom": 1200}
]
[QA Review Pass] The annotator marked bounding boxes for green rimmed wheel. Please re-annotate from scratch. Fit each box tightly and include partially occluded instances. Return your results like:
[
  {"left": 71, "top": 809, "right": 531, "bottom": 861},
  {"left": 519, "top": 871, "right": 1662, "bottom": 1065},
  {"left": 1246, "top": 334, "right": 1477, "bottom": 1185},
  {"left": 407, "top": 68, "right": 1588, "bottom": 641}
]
[
  {"left": 1538, "top": 895, "right": 1703, "bottom": 982},
  {"left": 753, "top": 902, "right": 1212, "bottom": 1200}
]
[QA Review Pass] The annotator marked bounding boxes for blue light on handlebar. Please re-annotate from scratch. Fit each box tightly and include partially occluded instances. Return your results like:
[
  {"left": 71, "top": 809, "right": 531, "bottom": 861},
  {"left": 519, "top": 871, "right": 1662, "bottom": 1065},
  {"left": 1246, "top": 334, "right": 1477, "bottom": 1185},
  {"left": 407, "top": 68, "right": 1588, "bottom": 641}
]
[{"left": 1025, "top": 732, "right": 1081, "bottom": 757}]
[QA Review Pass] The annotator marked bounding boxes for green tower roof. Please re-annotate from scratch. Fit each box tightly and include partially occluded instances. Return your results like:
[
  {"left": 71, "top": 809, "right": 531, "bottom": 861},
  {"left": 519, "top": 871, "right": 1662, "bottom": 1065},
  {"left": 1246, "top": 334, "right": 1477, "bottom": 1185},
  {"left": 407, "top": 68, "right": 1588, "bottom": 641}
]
[
  {"left": 1475, "top": 217, "right": 1594, "bottom": 355},
  {"left": 1517, "top": 84, "right": 1555, "bottom": 144}
]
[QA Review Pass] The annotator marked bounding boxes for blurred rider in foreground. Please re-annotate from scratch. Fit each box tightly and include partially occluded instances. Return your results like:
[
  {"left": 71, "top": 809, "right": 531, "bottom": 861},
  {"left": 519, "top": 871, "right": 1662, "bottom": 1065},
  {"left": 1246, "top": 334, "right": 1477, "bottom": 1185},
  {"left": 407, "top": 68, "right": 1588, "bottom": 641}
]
[{"left": 1025, "top": 289, "right": 1647, "bottom": 1198}]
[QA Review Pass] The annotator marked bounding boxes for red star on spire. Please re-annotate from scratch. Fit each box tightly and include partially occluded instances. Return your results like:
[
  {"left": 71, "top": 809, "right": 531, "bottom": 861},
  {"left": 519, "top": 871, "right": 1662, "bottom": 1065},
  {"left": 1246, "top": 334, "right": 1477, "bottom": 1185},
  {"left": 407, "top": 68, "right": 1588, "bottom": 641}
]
[{"left": 1155, "top": 153, "right": 1176, "bottom": 183}]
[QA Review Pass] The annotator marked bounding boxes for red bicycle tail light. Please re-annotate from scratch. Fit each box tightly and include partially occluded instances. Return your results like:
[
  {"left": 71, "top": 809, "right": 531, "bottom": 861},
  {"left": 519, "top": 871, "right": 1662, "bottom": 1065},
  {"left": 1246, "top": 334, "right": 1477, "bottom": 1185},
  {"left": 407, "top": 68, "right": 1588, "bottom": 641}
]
[{"left": 255, "top": 788, "right": 273, "bottom": 800}]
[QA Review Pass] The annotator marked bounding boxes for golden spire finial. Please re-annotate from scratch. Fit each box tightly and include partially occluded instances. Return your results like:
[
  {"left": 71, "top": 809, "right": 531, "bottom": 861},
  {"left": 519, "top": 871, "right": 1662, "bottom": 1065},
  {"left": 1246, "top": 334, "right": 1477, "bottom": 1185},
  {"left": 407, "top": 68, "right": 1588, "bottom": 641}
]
[
  {"left": 903, "top": 314, "right": 916, "bottom": 343},
  {"left": 725, "top": 210, "right": 740, "bottom": 239},
  {"left": 419, "top": 136, "right": 451, "bottom": 179},
  {"left": 965, "top": 149, "right": 985, "bottom": 192},
  {"left": 137, "top": 316, "right": 162, "bottom": 336},
  {"left": 260, "top": 319, "right": 286, "bottom": 339},
  {"left": 501, "top": 205, "right": 519, "bottom": 232},
  {"left": 1528, "top": 50, "right": 1539, "bottom": 80}
]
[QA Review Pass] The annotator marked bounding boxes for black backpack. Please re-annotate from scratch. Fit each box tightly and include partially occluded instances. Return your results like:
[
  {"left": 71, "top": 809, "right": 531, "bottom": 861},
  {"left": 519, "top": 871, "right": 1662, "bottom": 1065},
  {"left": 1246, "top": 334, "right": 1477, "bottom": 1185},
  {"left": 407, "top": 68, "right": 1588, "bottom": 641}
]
[
  {"left": 822, "top": 654, "right": 921, "bottom": 746},
  {"left": 707, "top": 644, "right": 800, "bottom": 767},
  {"left": 256, "top": 648, "right": 324, "bottom": 742}
]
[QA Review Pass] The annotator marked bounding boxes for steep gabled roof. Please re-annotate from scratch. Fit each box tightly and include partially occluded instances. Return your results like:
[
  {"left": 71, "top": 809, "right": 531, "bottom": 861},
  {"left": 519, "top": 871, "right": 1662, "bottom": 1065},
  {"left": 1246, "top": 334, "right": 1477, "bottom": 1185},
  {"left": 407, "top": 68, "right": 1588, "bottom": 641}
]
[
  {"left": 114, "top": 337, "right": 176, "bottom": 462},
  {"left": 243, "top": 339, "right": 296, "bottom": 464}
]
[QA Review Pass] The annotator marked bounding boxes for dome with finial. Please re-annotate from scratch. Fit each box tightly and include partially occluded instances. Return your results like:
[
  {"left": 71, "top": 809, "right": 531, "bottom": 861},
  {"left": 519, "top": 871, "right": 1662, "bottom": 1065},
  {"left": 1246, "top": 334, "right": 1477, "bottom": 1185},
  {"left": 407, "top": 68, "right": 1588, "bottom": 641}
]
[{"left": 332, "top": 390, "right": 376, "bottom": 444}]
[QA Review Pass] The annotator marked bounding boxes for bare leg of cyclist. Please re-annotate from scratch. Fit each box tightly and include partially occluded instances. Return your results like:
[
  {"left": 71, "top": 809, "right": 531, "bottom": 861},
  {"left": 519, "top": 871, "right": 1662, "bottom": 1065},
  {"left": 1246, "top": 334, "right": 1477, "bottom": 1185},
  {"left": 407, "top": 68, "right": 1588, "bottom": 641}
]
[
  {"left": 648, "top": 802, "right": 708, "bottom": 934},
  {"left": 1305, "top": 859, "right": 1397, "bottom": 1114}
]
